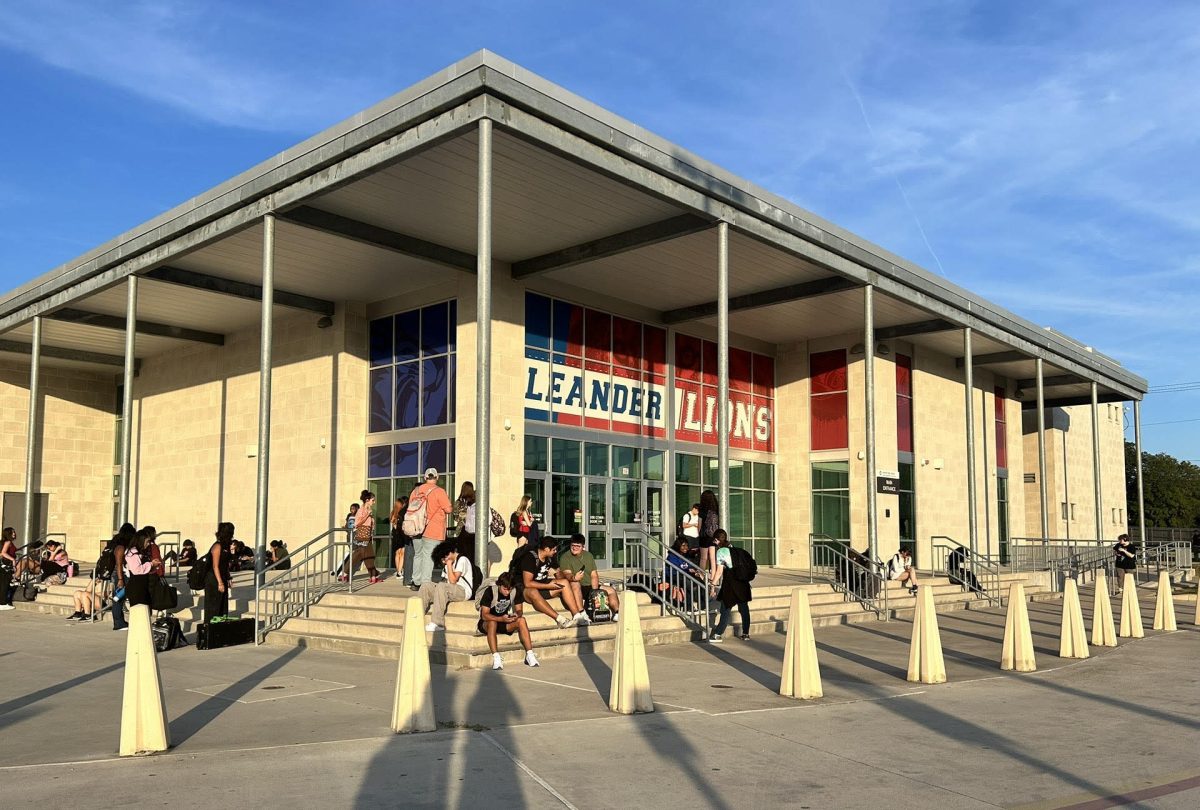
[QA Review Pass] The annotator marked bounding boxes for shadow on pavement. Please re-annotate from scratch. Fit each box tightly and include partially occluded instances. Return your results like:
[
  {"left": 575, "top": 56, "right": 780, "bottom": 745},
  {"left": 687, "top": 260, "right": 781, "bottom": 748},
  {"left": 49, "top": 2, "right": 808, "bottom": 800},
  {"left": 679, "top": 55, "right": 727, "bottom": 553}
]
[
  {"left": 170, "top": 646, "right": 304, "bottom": 745},
  {"left": 0, "top": 660, "right": 123, "bottom": 719}
]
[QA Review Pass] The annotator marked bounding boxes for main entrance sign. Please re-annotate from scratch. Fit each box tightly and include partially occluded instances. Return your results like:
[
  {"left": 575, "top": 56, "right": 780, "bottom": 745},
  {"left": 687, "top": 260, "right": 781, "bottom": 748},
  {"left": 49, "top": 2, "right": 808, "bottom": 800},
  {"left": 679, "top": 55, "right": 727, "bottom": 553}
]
[{"left": 524, "top": 293, "right": 774, "bottom": 451}]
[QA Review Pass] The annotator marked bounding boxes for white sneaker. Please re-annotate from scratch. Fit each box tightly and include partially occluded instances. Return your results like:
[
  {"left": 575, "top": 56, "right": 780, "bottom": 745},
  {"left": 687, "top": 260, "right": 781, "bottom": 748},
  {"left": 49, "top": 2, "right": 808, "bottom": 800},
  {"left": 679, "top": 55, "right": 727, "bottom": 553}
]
[
  {"left": 573, "top": 612, "right": 590, "bottom": 626},
  {"left": 708, "top": 634, "right": 723, "bottom": 643},
  {"left": 0, "top": 604, "right": 14, "bottom": 611},
  {"left": 492, "top": 653, "right": 504, "bottom": 670},
  {"left": 424, "top": 622, "right": 440, "bottom": 632},
  {"left": 557, "top": 615, "right": 573, "bottom": 629},
  {"left": 524, "top": 651, "right": 540, "bottom": 667}
]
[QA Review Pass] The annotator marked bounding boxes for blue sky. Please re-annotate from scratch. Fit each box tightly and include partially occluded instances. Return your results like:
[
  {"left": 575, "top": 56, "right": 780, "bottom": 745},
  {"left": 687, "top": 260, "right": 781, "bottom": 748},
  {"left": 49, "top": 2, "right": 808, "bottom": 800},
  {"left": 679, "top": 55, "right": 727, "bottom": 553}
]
[{"left": 1, "top": 0, "right": 1197, "bottom": 461}]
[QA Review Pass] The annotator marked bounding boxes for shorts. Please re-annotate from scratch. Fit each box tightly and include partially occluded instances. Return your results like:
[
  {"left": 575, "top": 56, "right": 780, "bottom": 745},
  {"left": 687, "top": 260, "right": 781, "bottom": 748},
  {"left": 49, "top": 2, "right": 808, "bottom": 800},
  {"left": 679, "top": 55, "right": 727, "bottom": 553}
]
[
  {"left": 478, "top": 616, "right": 518, "bottom": 635},
  {"left": 698, "top": 535, "right": 715, "bottom": 549},
  {"left": 41, "top": 560, "right": 66, "bottom": 577}
]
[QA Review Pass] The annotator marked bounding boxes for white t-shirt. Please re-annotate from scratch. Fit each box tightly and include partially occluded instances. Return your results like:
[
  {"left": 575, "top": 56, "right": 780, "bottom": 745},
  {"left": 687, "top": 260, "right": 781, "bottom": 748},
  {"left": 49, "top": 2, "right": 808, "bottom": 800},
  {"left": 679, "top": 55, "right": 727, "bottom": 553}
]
[
  {"left": 452, "top": 555, "right": 473, "bottom": 598},
  {"left": 464, "top": 503, "right": 476, "bottom": 534},
  {"left": 887, "top": 553, "right": 909, "bottom": 581},
  {"left": 681, "top": 511, "right": 700, "bottom": 538}
]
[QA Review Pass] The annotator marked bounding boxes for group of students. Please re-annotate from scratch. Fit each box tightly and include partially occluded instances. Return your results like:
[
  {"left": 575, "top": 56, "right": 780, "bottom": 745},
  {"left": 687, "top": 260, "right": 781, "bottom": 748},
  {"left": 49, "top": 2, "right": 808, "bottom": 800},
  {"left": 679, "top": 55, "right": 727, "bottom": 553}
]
[{"left": 0, "top": 527, "right": 75, "bottom": 610}]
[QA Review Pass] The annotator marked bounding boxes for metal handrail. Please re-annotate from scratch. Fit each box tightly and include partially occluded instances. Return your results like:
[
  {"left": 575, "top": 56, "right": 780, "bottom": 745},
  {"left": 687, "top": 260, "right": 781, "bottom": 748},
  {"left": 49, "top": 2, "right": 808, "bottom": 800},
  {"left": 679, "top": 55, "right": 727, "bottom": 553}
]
[
  {"left": 1049, "top": 545, "right": 1115, "bottom": 592},
  {"left": 930, "top": 536, "right": 1001, "bottom": 607},
  {"left": 622, "top": 528, "right": 711, "bottom": 638},
  {"left": 254, "top": 528, "right": 352, "bottom": 643},
  {"left": 1009, "top": 536, "right": 1107, "bottom": 572},
  {"left": 1139, "top": 541, "right": 1190, "bottom": 576},
  {"left": 808, "top": 533, "right": 889, "bottom": 617},
  {"left": 13, "top": 533, "right": 67, "bottom": 593},
  {"left": 154, "top": 530, "right": 182, "bottom": 580}
]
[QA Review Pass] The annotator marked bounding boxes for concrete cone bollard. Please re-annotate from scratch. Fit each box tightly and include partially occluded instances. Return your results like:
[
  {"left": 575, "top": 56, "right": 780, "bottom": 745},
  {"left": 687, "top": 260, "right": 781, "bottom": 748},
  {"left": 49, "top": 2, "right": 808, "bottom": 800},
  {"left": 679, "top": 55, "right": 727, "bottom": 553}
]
[
  {"left": 1152, "top": 571, "right": 1177, "bottom": 632},
  {"left": 1000, "top": 583, "right": 1037, "bottom": 672},
  {"left": 1119, "top": 572, "right": 1144, "bottom": 639},
  {"left": 391, "top": 597, "right": 436, "bottom": 733},
  {"left": 119, "top": 604, "right": 170, "bottom": 756},
  {"left": 780, "top": 588, "right": 822, "bottom": 700},
  {"left": 1058, "top": 579, "right": 1089, "bottom": 659},
  {"left": 1091, "top": 571, "right": 1117, "bottom": 647},
  {"left": 609, "top": 594, "right": 654, "bottom": 714},
  {"left": 906, "top": 585, "right": 946, "bottom": 684}
]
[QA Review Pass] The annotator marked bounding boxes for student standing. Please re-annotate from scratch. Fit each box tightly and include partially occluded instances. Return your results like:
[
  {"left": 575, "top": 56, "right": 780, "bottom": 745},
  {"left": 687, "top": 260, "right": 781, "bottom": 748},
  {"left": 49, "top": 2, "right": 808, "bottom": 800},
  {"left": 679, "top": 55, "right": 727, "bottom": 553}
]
[
  {"left": 204, "top": 522, "right": 234, "bottom": 622},
  {"left": 0, "top": 527, "right": 18, "bottom": 610},
  {"left": 454, "top": 481, "right": 477, "bottom": 568},
  {"left": 697, "top": 489, "right": 720, "bottom": 581},
  {"left": 407, "top": 469, "right": 453, "bottom": 589},
  {"left": 109, "top": 523, "right": 136, "bottom": 631},
  {"left": 709, "top": 531, "right": 753, "bottom": 643},
  {"left": 680, "top": 503, "right": 701, "bottom": 542},
  {"left": 389, "top": 495, "right": 411, "bottom": 583},
  {"left": 1113, "top": 534, "right": 1138, "bottom": 592},
  {"left": 342, "top": 490, "right": 382, "bottom": 584}
]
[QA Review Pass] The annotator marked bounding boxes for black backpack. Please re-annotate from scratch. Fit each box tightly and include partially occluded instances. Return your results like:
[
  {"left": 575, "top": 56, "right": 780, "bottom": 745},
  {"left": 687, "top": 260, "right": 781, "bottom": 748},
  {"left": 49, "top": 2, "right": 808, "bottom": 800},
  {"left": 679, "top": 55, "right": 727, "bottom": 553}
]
[
  {"left": 508, "top": 545, "right": 535, "bottom": 581},
  {"left": 729, "top": 546, "right": 758, "bottom": 582},
  {"left": 187, "top": 554, "right": 211, "bottom": 590},
  {"left": 94, "top": 540, "right": 117, "bottom": 580}
]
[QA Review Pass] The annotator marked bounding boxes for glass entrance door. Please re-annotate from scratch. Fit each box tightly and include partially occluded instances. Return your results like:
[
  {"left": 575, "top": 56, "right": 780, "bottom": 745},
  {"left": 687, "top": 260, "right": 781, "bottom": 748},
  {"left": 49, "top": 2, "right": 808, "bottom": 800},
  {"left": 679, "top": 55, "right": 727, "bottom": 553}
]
[
  {"left": 644, "top": 483, "right": 665, "bottom": 554},
  {"left": 584, "top": 477, "right": 609, "bottom": 565}
]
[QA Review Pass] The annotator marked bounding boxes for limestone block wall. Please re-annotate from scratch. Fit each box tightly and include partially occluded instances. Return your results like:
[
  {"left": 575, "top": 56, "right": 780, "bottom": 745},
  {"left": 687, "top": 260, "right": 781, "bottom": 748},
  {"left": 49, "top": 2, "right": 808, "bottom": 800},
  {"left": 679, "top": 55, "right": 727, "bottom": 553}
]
[
  {"left": 774, "top": 341, "right": 810, "bottom": 569},
  {"left": 128, "top": 306, "right": 367, "bottom": 547},
  {"left": 0, "top": 360, "right": 116, "bottom": 556}
]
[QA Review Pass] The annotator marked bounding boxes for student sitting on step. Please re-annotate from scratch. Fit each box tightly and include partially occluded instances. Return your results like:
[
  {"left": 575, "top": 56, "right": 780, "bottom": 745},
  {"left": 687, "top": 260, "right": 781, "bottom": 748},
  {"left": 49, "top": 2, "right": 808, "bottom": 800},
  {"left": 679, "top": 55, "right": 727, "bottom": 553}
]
[
  {"left": 477, "top": 572, "right": 537, "bottom": 670},
  {"left": 419, "top": 540, "right": 475, "bottom": 632},
  {"left": 513, "top": 536, "right": 585, "bottom": 628},
  {"left": 67, "top": 575, "right": 109, "bottom": 622},
  {"left": 887, "top": 548, "right": 919, "bottom": 595}
]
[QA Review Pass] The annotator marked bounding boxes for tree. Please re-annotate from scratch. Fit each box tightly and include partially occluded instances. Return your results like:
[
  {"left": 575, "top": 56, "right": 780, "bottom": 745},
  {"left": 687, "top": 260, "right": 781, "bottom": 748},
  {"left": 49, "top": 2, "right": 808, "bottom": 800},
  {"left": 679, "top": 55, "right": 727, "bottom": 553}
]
[{"left": 1126, "top": 441, "right": 1200, "bottom": 528}]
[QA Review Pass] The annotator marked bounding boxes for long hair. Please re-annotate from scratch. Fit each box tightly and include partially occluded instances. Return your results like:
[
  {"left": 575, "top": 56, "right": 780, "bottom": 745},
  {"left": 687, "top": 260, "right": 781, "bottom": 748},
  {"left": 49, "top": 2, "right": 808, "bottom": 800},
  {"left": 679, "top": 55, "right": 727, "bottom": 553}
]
[
  {"left": 699, "top": 489, "right": 719, "bottom": 517},
  {"left": 459, "top": 481, "right": 476, "bottom": 505},
  {"left": 113, "top": 522, "right": 136, "bottom": 548},
  {"left": 517, "top": 494, "right": 532, "bottom": 516},
  {"left": 389, "top": 495, "right": 408, "bottom": 525},
  {"left": 131, "top": 527, "right": 153, "bottom": 554},
  {"left": 215, "top": 522, "right": 235, "bottom": 546},
  {"left": 1, "top": 527, "right": 15, "bottom": 545}
]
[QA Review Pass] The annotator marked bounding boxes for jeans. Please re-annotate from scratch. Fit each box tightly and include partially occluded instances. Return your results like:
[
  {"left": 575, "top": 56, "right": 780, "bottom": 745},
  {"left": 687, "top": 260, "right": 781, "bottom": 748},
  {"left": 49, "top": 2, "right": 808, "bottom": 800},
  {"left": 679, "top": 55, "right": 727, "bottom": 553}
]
[
  {"left": 411, "top": 537, "right": 437, "bottom": 586},
  {"left": 111, "top": 572, "right": 128, "bottom": 629},
  {"left": 712, "top": 601, "right": 750, "bottom": 637},
  {"left": 418, "top": 581, "right": 468, "bottom": 625}
]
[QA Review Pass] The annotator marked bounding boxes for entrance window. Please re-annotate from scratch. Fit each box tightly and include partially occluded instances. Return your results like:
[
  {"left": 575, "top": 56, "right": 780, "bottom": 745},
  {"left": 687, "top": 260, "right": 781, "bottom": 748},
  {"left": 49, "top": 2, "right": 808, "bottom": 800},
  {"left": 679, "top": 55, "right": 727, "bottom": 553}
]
[
  {"left": 552, "top": 439, "right": 581, "bottom": 474},
  {"left": 612, "top": 446, "right": 640, "bottom": 479},
  {"left": 551, "top": 475, "right": 581, "bottom": 536},
  {"left": 675, "top": 452, "right": 776, "bottom": 564},
  {"left": 525, "top": 435, "right": 548, "bottom": 472},
  {"left": 368, "top": 300, "right": 457, "bottom": 432},
  {"left": 997, "top": 474, "right": 1010, "bottom": 563},
  {"left": 584, "top": 443, "right": 609, "bottom": 476},
  {"left": 812, "top": 461, "right": 850, "bottom": 541},
  {"left": 366, "top": 438, "right": 456, "bottom": 568}
]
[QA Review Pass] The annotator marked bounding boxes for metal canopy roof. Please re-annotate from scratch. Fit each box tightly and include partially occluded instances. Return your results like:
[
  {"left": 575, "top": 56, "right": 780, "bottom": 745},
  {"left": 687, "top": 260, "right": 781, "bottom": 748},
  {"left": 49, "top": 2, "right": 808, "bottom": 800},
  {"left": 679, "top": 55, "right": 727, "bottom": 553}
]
[{"left": 0, "top": 51, "right": 1147, "bottom": 403}]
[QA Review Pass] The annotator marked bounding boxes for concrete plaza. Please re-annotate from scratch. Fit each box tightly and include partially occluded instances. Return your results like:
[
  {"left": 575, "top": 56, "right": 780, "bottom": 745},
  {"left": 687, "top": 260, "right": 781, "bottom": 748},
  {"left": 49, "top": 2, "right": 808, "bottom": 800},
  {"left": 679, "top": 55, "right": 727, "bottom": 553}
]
[{"left": 1, "top": 593, "right": 1197, "bottom": 809}]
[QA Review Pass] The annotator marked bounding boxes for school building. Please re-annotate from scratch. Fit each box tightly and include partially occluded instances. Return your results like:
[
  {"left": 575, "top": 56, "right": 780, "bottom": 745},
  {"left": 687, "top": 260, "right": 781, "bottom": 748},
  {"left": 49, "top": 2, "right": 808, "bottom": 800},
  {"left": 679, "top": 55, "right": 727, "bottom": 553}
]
[{"left": 0, "top": 51, "right": 1149, "bottom": 572}]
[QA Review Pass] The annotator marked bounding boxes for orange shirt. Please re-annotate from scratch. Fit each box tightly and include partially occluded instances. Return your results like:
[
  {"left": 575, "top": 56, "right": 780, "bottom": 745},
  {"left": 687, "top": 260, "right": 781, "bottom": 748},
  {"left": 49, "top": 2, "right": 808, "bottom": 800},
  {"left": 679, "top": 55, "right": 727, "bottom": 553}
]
[{"left": 410, "top": 481, "right": 453, "bottom": 540}]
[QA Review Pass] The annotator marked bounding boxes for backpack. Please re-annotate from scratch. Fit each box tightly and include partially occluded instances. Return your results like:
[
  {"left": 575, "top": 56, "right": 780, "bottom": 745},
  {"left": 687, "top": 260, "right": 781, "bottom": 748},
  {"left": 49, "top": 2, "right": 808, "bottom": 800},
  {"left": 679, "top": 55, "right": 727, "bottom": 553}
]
[
  {"left": 508, "top": 544, "right": 535, "bottom": 581},
  {"left": 466, "top": 562, "right": 485, "bottom": 599},
  {"left": 729, "top": 546, "right": 757, "bottom": 582},
  {"left": 94, "top": 541, "right": 117, "bottom": 580},
  {"left": 474, "top": 577, "right": 506, "bottom": 612},
  {"left": 152, "top": 615, "right": 188, "bottom": 652},
  {"left": 585, "top": 588, "right": 614, "bottom": 623},
  {"left": 187, "top": 554, "right": 210, "bottom": 590},
  {"left": 402, "top": 487, "right": 430, "bottom": 537},
  {"left": 489, "top": 508, "right": 506, "bottom": 538}
]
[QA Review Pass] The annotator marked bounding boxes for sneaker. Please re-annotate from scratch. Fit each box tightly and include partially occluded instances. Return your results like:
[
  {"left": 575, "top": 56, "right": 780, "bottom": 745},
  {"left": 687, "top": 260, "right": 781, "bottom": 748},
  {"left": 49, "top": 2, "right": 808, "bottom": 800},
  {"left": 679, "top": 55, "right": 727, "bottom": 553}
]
[
  {"left": 737, "top": 633, "right": 751, "bottom": 642},
  {"left": 0, "top": 604, "right": 14, "bottom": 611},
  {"left": 708, "top": 634, "right": 723, "bottom": 643},
  {"left": 369, "top": 575, "right": 381, "bottom": 584},
  {"left": 573, "top": 612, "right": 591, "bottom": 626},
  {"left": 77, "top": 614, "right": 92, "bottom": 622},
  {"left": 67, "top": 611, "right": 84, "bottom": 621},
  {"left": 910, "top": 586, "right": 918, "bottom": 596},
  {"left": 492, "top": 653, "right": 504, "bottom": 670},
  {"left": 114, "top": 626, "right": 128, "bottom": 632},
  {"left": 337, "top": 574, "right": 348, "bottom": 583},
  {"left": 524, "top": 651, "right": 540, "bottom": 668},
  {"left": 395, "top": 572, "right": 403, "bottom": 580},
  {"left": 424, "top": 622, "right": 440, "bottom": 632},
  {"left": 556, "top": 615, "right": 573, "bottom": 629}
]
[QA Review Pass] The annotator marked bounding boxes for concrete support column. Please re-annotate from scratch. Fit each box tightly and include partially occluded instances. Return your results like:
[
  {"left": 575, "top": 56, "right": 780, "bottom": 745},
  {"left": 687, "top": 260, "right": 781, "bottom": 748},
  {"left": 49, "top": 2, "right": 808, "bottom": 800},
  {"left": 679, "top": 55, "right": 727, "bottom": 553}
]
[
  {"left": 22, "top": 316, "right": 42, "bottom": 545},
  {"left": 475, "top": 118, "right": 493, "bottom": 566},
  {"left": 118, "top": 275, "right": 138, "bottom": 526},
  {"left": 255, "top": 213, "right": 276, "bottom": 563},
  {"left": 963, "top": 327, "right": 978, "bottom": 556},
  {"left": 863, "top": 285, "right": 878, "bottom": 563},
  {"left": 1091, "top": 381, "right": 1102, "bottom": 541},
  {"left": 1133, "top": 399, "right": 1145, "bottom": 543},
  {"left": 1035, "top": 358, "right": 1048, "bottom": 540},
  {"left": 716, "top": 222, "right": 730, "bottom": 533}
]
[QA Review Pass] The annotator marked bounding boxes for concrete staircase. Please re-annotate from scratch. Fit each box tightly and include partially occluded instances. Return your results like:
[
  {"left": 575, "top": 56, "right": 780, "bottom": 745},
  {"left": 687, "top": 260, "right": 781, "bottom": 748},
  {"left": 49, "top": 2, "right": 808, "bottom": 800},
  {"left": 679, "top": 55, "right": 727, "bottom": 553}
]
[{"left": 262, "top": 569, "right": 1052, "bottom": 668}]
